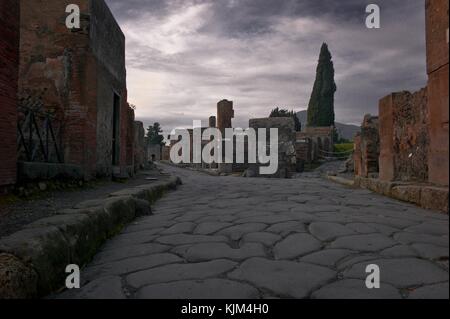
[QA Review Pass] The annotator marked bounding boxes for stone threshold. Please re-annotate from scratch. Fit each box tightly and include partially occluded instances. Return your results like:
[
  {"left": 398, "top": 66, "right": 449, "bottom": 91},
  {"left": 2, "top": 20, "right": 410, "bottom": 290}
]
[{"left": 0, "top": 175, "right": 182, "bottom": 299}]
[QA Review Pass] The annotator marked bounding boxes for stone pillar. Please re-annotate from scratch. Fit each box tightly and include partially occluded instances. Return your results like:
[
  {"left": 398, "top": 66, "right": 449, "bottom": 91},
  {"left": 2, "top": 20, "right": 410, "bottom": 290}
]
[
  {"left": 209, "top": 116, "right": 216, "bottom": 128},
  {"left": 217, "top": 100, "right": 234, "bottom": 134},
  {"left": 426, "top": 0, "right": 449, "bottom": 186},
  {"left": 379, "top": 94, "right": 396, "bottom": 181},
  {"left": 0, "top": 0, "right": 19, "bottom": 190},
  {"left": 217, "top": 100, "right": 234, "bottom": 174}
]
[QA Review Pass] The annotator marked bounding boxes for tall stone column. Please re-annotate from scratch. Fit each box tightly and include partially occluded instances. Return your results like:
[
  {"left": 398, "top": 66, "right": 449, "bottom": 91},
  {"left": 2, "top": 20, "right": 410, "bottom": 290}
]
[{"left": 217, "top": 100, "right": 234, "bottom": 174}]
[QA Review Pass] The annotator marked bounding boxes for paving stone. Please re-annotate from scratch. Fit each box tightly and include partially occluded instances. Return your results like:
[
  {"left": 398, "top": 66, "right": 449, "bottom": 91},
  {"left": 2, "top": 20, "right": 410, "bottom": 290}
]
[
  {"left": 312, "top": 279, "right": 401, "bottom": 299},
  {"left": 405, "top": 223, "right": 450, "bottom": 237},
  {"left": 301, "top": 249, "right": 355, "bottom": 267},
  {"left": 337, "top": 255, "right": 380, "bottom": 270},
  {"left": 266, "top": 221, "right": 307, "bottom": 236},
  {"left": 287, "top": 195, "right": 321, "bottom": 203},
  {"left": 155, "top": 234, "right": 228, "bottom": 245},
  {"left": 91, "top": 243, "right": 171, "bottom": 265},
  {"left": 58, "top": 276, "right": 125, "bottom": 299},
  {"left": 136, "top": 279, "right": 260, "bottom": 299},
  {"left": 85, "top": 253, "right": 183, "bottom": 278},
  {"left": 330, "top": 234, "right": 397, "bottom": 252},
  {"left": 242, "top": 232, "right": 282, "bottom": 246},
  {"left": 218, "top": 223, "right": 268, "bottom": 240},
  {"left": 126, "top": 259, "right": 238, "bottom": 289},
  {"left": 183, "top": 242, "right": 267, "bottom": 262},
  {"left": 160, "top": 222, "right": 196, "bottom": 235},
  {"left": 345, "top": 223, "right": 377, "bottom": 234},
  {"left": 309, "top": 222, "right": 356, "bottom": 241},
  {"left": 393, "top": 232, "right": 448, "bottom": 247},
  {"left": 380, "top": 245, "right": 419, "bottom": 258},
  {"left": 344, "top": 258, "right": 449, "bottom": 288},
  {"left": 194, "top": 222, "right": 233, "bottom": 235},
  {"left": 228, "top": 258, "right": 336, "bottom": 298},
  {"left": 274, "top": 233, "right": 322, "bottom": 259},
  {"left": 235, "top": 215, "right": 294, "bottom": 224},
  {"left": 408, "top": 283, "right": 449, "bottom": 299},
  {"left": 411, "top": 243, "right": 449, "bottom": 260}
]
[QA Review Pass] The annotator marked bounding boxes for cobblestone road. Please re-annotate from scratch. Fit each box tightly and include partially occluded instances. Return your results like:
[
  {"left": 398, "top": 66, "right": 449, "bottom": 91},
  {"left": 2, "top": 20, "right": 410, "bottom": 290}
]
[{"left": 59, "top": 164, "right": 449, "bottom": 299}]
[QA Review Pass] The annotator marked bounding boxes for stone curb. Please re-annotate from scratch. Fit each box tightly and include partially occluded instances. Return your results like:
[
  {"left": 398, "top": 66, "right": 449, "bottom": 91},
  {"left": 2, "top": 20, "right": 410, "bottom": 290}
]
[
  {"left": 326, "top": 175, "right": 356, "bottom": 188},
  {"left": 0, "top": 176, "right": 182, "bottom": 299}
]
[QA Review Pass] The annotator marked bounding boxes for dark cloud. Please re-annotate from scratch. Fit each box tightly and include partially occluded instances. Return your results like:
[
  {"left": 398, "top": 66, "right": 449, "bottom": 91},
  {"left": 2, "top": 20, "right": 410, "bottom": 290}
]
[{"left": 105, "top": 0, "right": 427, "bottom": 130}]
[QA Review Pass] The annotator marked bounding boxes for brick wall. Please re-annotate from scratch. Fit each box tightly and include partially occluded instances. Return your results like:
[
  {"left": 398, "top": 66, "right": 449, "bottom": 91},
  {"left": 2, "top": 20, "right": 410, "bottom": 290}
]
[
  {"left": 19, "top": 0, "right": 132, "bottom": 179},
  {"left": 426, "top": 0, "right": 449, "bottom": 186},
  {"left": 0, "top": 0, "right": 20, "bottom": 188}
]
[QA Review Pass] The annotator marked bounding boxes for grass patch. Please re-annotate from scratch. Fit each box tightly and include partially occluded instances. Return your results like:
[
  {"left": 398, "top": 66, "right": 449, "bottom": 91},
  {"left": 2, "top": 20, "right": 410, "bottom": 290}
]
[{"left": 334, "top": 143, "right": 354, "bottom": 154}]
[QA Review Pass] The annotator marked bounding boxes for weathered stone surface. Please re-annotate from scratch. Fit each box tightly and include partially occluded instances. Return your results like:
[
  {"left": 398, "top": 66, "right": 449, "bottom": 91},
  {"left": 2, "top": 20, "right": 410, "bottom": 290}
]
[
  {"left": 155, "top": 234, "right": 228, "bottom": 245},
  {"left": 58, "top": 276, "right": 126, "bottom": 299},
  {"left": 380, "top": 245, "right": 419, "bottom": 258},
  {"left": 393, "top": 232, "right": 448, "bottom": 247},
  {"left": 242, "top": 232, "right": 282, "bottom": 246},
  {"left": 85, "top": 253, "right": 182, "bottom": 278},
  {"left": 160, "top": 222, "right": 196, "bottom": 235},
  {"left": 408, "top": 282, "right": 449, "bottom": 299},
  {"left": 391, "top": 186, "right": 422, "bottom": 205},
  {"left": 301, "top": 249, "right": 354, "bottom": 267},
  {"left": 312, "top": 279, "right": 401, "bottom": 299},
  {"left": 126, "top": 259, "right": 237, "bottom": 289},
  {"left": 194, "top": 222, "right": 233, "bottom": 235},
  {"left": 331, "top": 234, "right": 397, "bottom": 252},
  {"left": 273, "top": 234, "right": 322, "bottom": 259},
  {"left": 266, "top": 221, "right": 307, "bottom": 235},
  {"left": 405, "top": 222, "right": 449, "bottom": 236},
  {"left": 90, "top": 243, "right": 171, "bottom": 265},
  {"left": 182, "top": 242, "right": 266, "bottom": 262},
  {"left": 344, "top": 258, "right": 449, "bottom": 288},
  {"left": 309, "top": 222, "right": 356, "bottom": 241},
  {"left": 137, "top": 279, "right": 260, "bottom": 299},
  {"left": 411, "top": 243, "right": 449, "bottom": 260},
  {"left": 217, "top": 223, "right": 267, "bottom": 240},
  {"left": 0, "top": 253, "right": 38, "bottom": 299},
  {"left": 228, "top": 258, "right": 336, "bottom": 298}
]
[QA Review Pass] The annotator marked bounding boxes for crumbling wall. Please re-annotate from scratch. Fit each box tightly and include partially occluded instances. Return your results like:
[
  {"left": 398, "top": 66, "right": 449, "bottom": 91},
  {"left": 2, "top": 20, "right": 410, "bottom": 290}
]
[
  {"left": 354, "top": 115, "right": 379, "bottom": 178},
  {"left": 248, "top": 117, "right": 297, "bottom": 178},
  {"left": 0, "top": 0, "right": 19, "bottom": 189},
  {"left": 379, "top": 90, "right": 429, "bottom": 182},
  {"left": 426, "top": 0, "right": 449, "bottom": 186}
]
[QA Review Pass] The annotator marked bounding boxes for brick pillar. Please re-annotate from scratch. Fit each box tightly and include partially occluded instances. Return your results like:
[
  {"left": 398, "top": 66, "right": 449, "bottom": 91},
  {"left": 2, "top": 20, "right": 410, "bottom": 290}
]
[
  {"left": 0, "top": 0, "right": 19, "bottom": 189},
  {"left": 426, "top": 0, "right": 449, "bottom": 186},
  {"left": 217, "top": 100, "right": 234, "bottom": 134},
  {"left": 379, "top": 94, "right": 396, "bottom": 181}
]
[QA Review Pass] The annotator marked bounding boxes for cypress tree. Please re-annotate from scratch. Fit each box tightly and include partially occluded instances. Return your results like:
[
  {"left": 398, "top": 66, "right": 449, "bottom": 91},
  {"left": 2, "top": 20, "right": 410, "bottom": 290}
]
[{"left": 307, "top": 43, "right": 337, "bottom": 127}]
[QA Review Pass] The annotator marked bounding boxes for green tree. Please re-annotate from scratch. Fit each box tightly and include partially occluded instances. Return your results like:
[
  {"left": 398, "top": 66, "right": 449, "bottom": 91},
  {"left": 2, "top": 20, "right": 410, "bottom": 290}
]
[
  {"left": 269, "top": 107, "right": 302, "bottom": 131},
  {"left": 146, "top": 122, "right": 164, "bottom": 146},
  {"left": 307, "top": 43, "right": 337, "bottom": 127}
]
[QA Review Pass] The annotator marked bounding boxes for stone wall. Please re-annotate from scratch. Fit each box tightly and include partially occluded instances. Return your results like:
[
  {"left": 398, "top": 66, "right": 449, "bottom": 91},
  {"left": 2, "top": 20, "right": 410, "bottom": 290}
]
[
  {"left": 354, "top": 115, "right": 379, "bottom": 178},
  {"left": 426, "top": 0, "right": 449, "bottom": 186},
  {"left": 18, "top": 0, "right": 133, "bottom": 180},
  {"left": 0, "top": 0, "right": 19, "bottom": 189},
  {"left": 248, "top": 117, "right": 297, "bottom": 178},
  {"left": 379, "top": 90, "right": 429, "bottom": 182},
  {"left": 296, "top": 126, "right": 334, "bottom": 163}
]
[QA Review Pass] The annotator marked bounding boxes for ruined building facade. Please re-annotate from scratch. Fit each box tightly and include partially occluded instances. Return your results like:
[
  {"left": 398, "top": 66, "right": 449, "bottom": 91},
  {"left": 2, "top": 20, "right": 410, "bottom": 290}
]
[
  {"left": 0, "top": 0, "right": 20, "bottom": 190},
  {"left": 18, "top": 0, "right": 135, "bottom": 180}
]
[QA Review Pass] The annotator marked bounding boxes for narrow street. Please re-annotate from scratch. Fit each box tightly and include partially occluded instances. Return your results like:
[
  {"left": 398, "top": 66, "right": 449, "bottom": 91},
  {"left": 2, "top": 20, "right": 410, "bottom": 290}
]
[{"left": 58, "top": 164, "right": 449, "bottom": 299}]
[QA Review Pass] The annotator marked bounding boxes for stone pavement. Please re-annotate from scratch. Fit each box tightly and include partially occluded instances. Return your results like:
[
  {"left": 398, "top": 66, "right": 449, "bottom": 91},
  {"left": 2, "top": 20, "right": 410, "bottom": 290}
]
[{"left": 57, "top": 164, "right": 449, "bottom": 299}]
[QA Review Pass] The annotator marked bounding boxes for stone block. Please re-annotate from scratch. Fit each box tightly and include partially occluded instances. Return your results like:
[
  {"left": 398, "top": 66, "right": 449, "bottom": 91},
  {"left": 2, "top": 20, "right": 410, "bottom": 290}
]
[{"left": 421, "top": 186, "right": 449, "bottom": 213}]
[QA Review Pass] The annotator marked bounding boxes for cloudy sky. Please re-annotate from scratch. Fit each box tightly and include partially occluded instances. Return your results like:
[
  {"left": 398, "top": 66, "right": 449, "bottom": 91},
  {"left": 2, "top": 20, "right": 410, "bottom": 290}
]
[{"left": 105, "top": 0, "right": 427, "bottom": 133}]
